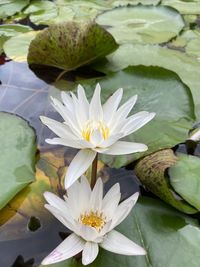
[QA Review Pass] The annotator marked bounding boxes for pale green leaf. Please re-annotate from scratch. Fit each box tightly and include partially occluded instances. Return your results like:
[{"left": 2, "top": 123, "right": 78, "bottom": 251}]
[
  {"left": 0, "top": 112, "right": 36, "bottom": 210},
  {"left": 169, "top": 153, "right": 200, "bottom": 210},
  {"left": 96, "top": 6, "right": 184, "bottom": 44}
]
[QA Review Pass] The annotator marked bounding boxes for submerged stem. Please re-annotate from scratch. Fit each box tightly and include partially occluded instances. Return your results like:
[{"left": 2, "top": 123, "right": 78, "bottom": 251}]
[
  {"left": 56, "top": 69, "right": 68, "bottom": 81},
  {"left": 91, "top": 153, "right": 98, "bottom": 189}
]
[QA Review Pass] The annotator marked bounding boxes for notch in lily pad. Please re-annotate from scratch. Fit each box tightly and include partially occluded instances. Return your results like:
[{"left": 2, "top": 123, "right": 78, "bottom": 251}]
[{"left": 27, "top": 21, "right": 118, "bottom": 78}]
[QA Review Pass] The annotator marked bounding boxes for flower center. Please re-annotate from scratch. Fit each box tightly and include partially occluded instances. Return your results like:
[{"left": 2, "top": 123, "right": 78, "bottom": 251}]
[
  {"left": 80, "top": 211, "right": 105, "bottom": 230},
  {"left": 82, "top": 120, "right": 109, "bottom": 142}
]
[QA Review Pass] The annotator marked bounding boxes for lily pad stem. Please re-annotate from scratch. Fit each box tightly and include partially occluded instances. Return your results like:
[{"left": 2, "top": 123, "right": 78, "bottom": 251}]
[
  {"left": 91, "top": 153, "right": 98, "bottom": 189},
  {"left": 56, "top": 70, "right": 68, "bottom": 82}
]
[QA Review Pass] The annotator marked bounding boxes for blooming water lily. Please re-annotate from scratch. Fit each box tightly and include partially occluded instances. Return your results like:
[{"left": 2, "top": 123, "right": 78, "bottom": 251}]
[
  {"left": 40, "top": 84, "right": 155, "bottom": 188},
  {"left": 42, "top": 177, "right": 146, "bottom": 266}
]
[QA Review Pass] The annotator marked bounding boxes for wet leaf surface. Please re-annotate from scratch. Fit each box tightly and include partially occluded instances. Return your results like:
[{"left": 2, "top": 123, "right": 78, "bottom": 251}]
[
  {"left": 28, "top": 21, "right": 118, "bottom": 71},
  {"left": 96, "top": 6, "right": 184, "bottom": 44},
  {"left": 98, "top": 43, "right": 200, "bottom": 119}
]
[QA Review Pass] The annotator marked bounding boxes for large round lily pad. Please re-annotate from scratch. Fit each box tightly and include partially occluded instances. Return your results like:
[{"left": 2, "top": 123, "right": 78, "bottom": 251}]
[
  {"left": 27, "top": 21, "right": 118, "bottom": 71},
  {"left": 96, "top": 5, "right": 184, "bottom": 44},
  {"left": 0, "top": 112, "right": 36, "bottom": 210}
]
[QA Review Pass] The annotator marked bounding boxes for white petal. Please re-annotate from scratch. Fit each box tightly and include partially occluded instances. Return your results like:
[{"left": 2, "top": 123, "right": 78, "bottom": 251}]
[
  {"left": 61, "top": 91, "right": 74, "bottom": 112},
  {"left": 103, "top": 141, "right": 148, "bottom": 155},
  {"left": 89, "top": 83, "right": 103, "bottom": 121},
  {"left": 50, "top": 96, "right": 69, "bottom": 122},
  {"left": 41, "top": 233, "right": 85, "bottom": 265},
  {"left": 90, "top": 129, "right": 104, "bottom": 147},
  {"left": 82, "top": 242, "right": 99, "bottom": 265},
  {"left": 65, "top": 149, "right": 97, "bottom": 189},
  {"left": 123, "top": 112, "right": 156, "bottom": 136},
  {"left": 110, "top": 95, "right": 138, "bottom": 130},
  {"left": 111, "top": 192, "right": 139, "bottom": 229},
  {"left": 44, "top": 192, "right": 69, "bottom": 214},
  {"left": 103, "top": 88, "right": 123, "bottom": 124},
  {"left": 78, "top": 224, "right": 99, "bottom": 242},
  {"left": 45, "top": 137, "right": 85, "bottom": 149},
  {"left": 90, "top": 178, "right": 103, "bottom": 212},
  {"left": 102, "top": 183, "right": 121, "bottom": 220},
  {"left": 77, "top": 84, "right": 89, "bottom": 122},
  {"left": 40, "top": 116, "right": 76, "bottom": 139},
  {"left": 78, "top": 176, "right": 92, "bottom": 213},
  {"left": 100, "top": 230, "right": 146, "bottom": 256},
  {"left": 66, "top": 180, "right": 82, "bottom": 220},
  {"left": 117, "top": 94, "right": 138, "bottom": 118},
  {"left": 44, "top": 204, "right": 75, "bottom": 231},
  {"left": 100, "top": 133, "right": 124, "bottom": 148},
  {"left": 51, "top": 96, "right": 81, "bottom": 136}
]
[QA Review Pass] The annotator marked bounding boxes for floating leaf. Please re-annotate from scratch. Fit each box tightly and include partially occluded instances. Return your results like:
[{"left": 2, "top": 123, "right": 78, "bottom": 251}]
[
  {"left": 0, "top": 112, "right": 36, "bottom": 210},
  {"left": 96, "top": 6, "right": 184, "bottom": 44},
  {"left": 0, "top": 0, "right": 29, "bottom": 19},
  {"left": 99, "top": 43, "right": 200, "bottom": 119},
  {"left": 28, "top": 21, "right": 118, "bottom": 71},
  {"left": 162, "top": 0, "right": 200, "bottom": 15},
  {"left": 74, "top": 65, "right": 195, "bottom": 167},
  {"left": 170, "top": 29, "right": 200, "bottom": 59},
  {"left": 0, "top": 24, "right": 31, "bottom": 37},
  {"left": 169, "top": 153, "right": 200, "bottom": 210},
  {"left": 40, "top": 197, "right": 200, "bottom": 267},
  {"left": 112, "top": 0, "right": 160, "bottom": 6},
  {"left": 3, "top": 31, "right": 38, "bottom": 62},
  {"left": 24, "top": 0, "right": 58, "bottom": 25},
  {"left": 0, "top": 24, "right": 32, "bottom": 54},
  {"left": 135, "top": 149, "right": 197, "bottom": 213}
]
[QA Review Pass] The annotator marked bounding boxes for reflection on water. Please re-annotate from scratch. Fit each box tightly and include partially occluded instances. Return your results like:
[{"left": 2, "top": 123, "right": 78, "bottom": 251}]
[{"left": 0, "top": 61, "right": 140, "bottom": 266}]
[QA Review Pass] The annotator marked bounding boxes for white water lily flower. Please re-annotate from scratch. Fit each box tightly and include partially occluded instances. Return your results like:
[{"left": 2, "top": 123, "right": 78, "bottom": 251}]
[
  {"left": 40, "top": 84, "right": 155, "bottom": 188},
  {"left": 42, "top": 177, "right": 146, "bottom": 266}
]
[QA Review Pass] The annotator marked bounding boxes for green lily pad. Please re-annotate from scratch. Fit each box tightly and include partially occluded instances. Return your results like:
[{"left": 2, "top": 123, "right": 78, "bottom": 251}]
[
  {"left": 24, "top": 0, "right": 110, "bottom": 25},
  {"left": 0, "top": 0, "right": 29, "bottom": 19},
  {"left": 74, "top": 65, "right": 195, "bottom": 168},
  {"left": 162, "top": 0, "right": 200, "bottom": 15},
  {"left": 40, "top": 197, "right": 200, "bottom": 267},
  {"left": 0, "top": 24, "right": 32, "bottom": 54},
  {"left": 170, "top": 29, "right": 200, "bottom": 59},
  {"left": 169, "top": 153, "right": 200, "bottom": 211},
  {"left": 27, "top": 21, "right": 118, "bottom": 71},
  {"left": 3, "top": 31, "right": 38, "bottom": 62},
  {"left": 135, "top": 149, "right": 197, "bottom": 214},
  {"left": 112, "top": 0, "right": 160, "bottom": 6},
  {"left": 0, "top": 112, "right": 36, "bottom": 210},
  {"left": 0, "top": 24, "right": 31, "bottom": 37},
  {"left": 98, "top": 43, "right": 200, "bottom": 119},
  {"left": 96, "top": 6, "right": 184, "bottom": 44}
]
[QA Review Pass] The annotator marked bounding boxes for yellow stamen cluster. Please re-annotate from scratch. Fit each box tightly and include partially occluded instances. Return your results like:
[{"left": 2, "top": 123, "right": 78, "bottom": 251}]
[
  {"left": 82, "top": 120, "right": 109, "bottom": 142},
  {"left": 80, "top": 211, "right": 105, "bottom": 231}
]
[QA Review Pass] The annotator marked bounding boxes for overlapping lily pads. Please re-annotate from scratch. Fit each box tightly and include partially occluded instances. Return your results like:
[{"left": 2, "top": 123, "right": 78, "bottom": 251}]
[
  {"left": 99, "top": 43, "right": 200, "bottom": 119},
  {"left": 28, "top": 21, "right": 118, "bottom": 71},
  {"left": 96, "top": 5, "right": 184, "bottom": 44},
  {"left": 3, "top": 31, "right": 38, "bottom": 62},
  {"left": 0, "top": 112, "right": 36, "bottom": 210},
  {"left": 0, "top": 0, "right": 29, "bottom": 19}
]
